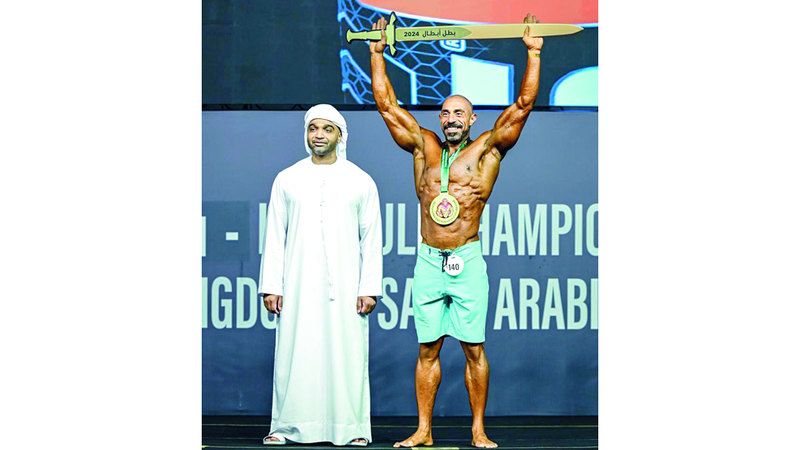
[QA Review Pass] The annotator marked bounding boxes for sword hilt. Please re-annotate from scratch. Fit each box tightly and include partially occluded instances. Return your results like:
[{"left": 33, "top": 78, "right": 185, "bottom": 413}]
[{"left": 345, "top": 12, "right": 397, "bottom": 56}]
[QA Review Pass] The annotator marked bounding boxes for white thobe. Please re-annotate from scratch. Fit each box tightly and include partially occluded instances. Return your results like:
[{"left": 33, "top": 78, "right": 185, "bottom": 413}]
[{"left": 258, "top": 156, "right": 382, "bottom": 445}]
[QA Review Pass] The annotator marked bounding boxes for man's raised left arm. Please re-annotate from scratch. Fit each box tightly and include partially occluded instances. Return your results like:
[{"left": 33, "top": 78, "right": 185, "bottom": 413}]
[{"left": 484, "top": 13, "right": 543, "bottom": 158}]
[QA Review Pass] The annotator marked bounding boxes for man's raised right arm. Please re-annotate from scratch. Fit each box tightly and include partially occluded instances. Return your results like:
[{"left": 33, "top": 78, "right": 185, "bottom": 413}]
[{"left": 369, "top": 17, "right": 424, "bottom": 154}]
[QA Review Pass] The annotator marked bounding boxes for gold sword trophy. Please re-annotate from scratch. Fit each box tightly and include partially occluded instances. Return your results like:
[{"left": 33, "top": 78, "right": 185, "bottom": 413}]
[{"left": 346, "top": 12, "right": 582, "bottom": 55}]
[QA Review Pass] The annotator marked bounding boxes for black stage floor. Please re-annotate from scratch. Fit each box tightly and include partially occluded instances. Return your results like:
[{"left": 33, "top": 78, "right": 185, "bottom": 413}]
[{"left": 202, "top": 416, "right": 598, "bottom": 449}]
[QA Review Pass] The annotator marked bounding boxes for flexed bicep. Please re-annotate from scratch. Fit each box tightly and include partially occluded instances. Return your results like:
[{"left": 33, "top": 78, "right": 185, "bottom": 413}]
[
  {"left": 369, "top": 16, "right": 426, "bottom": 153},
  {"left": 378, "top": 104, "right": 426, "bottom": 153},
  {"left": 485, "top": 13, "right": 542, "bottom": 157},
  {"left": 485, "top": 103, "right": 533, "bottom": 156}
]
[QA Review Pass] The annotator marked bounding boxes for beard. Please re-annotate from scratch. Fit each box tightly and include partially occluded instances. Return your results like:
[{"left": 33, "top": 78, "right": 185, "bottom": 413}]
[
  {"left": 309, "top": 138, "right": 337, "bottom": 157},
  {"left": 442, "top": 122, "right": 469, "bottom": 144}
]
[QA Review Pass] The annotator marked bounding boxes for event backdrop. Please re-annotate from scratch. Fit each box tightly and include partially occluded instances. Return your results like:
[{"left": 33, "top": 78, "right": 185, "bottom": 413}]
[
  {"left": 203, "top": 0, "right": 597, "bottom": 106},
  {"left": 202, "top": 109, "right": 597, "bottom": 415}
]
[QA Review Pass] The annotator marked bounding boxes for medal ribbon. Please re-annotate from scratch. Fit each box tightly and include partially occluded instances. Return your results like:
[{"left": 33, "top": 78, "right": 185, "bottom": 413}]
[{"left": 440, "top": 139, "right": 469, "bottom": 193}]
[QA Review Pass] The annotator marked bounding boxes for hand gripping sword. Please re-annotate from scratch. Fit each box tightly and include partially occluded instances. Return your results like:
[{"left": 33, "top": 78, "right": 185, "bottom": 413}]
[{"left": 346, "top": 12, "right": 583, "bottom": 56}]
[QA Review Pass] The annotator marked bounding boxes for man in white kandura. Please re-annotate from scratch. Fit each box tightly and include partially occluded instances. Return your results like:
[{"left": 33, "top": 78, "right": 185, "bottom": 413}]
[{"left": 258, "top": 104, "right": 383, "bottom": 447}]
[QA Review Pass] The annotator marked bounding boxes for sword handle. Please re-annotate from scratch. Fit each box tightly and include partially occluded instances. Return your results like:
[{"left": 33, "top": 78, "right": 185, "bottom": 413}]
[
  {"left": 386, "top": 13, "right": 396, "bottom": 56},
  {"left": 346, "top": 29, "right": 383, "bottom": 42},
  {"left": 345, "top": 12, "right": 397, "bottom": 56}
]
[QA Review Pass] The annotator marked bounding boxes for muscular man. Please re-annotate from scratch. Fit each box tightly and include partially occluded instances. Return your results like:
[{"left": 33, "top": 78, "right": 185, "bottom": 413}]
[
  {"left": 369, "top": 14, "right": 543, "bottom": 449},
  {"left": 259, "top": 104, "right": 383, "bottom": 446}
]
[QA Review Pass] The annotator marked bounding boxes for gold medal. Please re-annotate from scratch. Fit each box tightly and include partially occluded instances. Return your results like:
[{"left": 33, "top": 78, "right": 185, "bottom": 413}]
[
  {"left": 429, "top": 139, "right": 469, "bottom": 226},
  {"left": 429, "top": 192, "right": 460, "bottom": 225}
]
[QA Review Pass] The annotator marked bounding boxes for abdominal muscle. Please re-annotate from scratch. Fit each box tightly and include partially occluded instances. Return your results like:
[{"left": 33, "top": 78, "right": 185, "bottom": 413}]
[
  {"left": 413, "top": 132, "right": 500, "bottom": 250},
  {"left": 417, "top": 166, "right": 492, "bottom": 250}
]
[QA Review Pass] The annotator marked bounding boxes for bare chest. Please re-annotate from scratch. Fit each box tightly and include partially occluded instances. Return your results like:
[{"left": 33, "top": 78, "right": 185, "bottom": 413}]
[{"left": 417, "top": 156, "right": 485, "bottom": 199}]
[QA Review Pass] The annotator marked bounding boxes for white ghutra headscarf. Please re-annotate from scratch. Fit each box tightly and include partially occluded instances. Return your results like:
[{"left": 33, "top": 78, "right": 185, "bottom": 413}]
[{"left": 303, "top": 104, "right": 348, "bottom": 160}]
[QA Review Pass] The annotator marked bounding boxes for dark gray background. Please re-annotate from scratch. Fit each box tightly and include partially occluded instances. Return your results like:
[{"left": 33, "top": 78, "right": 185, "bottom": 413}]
[{"left": 202, "top": 0, "right": 597, "bottom": 106}]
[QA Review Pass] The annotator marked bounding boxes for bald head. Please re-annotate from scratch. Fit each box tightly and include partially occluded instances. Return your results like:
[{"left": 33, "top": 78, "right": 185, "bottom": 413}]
[
  {"left": 439, "top": 95, "right": 477, "bottom": 145},
  {"left": 443, "top": 95, "right": 474, "bottom": 114}
]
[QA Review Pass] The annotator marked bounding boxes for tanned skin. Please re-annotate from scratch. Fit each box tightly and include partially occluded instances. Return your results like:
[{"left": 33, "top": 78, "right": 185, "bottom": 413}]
[{"left": 370, "top": 14, "right": 543, "bottom": 449}]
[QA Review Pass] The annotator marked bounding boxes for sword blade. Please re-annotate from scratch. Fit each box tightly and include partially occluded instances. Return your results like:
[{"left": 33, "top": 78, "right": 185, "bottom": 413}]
[
  {"left": 345, "top": 12, "right": 583, "bottom": 56},
  {"left": 395, "top": 23, "right": 583, "bottom": 42}
]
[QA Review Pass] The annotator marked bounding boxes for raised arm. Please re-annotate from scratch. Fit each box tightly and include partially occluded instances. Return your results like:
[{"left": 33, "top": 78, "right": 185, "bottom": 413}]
[
  {"left": 485, "top": 13, "right": 543, "bottom": 158},
  {"left": 369, "top": 17, "right": 426, "bottom": 154}
]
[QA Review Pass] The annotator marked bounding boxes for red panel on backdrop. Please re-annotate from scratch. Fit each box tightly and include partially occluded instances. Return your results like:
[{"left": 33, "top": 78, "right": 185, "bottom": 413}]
[{"left": 359, "top": 0, "right": 597, "bottom": 24}]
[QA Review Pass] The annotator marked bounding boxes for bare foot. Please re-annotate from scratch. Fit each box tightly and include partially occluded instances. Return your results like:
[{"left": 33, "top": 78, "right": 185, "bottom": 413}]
[
  {"left": 393, "top": 429, "right": 433, "bottom": 448},
  {"left": 472, "top": 432, "right": 497, "bottom": 448},
  {"left": 263, "top": 434, "right": 286, "bottom": 445}
]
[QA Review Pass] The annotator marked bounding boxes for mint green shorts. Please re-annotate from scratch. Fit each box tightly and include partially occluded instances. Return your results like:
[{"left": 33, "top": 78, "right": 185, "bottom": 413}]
[{"left": 412, "top": 241, "right": 489, "bottom": 344}]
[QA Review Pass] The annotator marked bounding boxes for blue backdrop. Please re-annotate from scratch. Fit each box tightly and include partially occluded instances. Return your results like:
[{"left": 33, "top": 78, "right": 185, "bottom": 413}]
[{"left": 202, "top": 109, "right": 597, "bottom": 415}]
